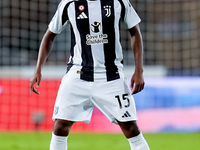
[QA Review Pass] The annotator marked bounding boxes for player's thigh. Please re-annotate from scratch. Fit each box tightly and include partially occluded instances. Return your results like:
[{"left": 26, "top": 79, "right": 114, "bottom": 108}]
[
  {"left": 53, "top": 69, "right": 94, "bottom": 122},
  {"left": 92, "top": 76, "right": 138, "bottom": 122},
  {"left": 55, "top": 70, "right": 91, "bottom": 104}
]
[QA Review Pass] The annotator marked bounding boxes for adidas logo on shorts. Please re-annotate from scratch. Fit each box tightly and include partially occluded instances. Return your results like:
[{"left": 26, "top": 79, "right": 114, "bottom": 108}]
[{"left": 122, "top": 111, "right": 131, "bottom": 118}]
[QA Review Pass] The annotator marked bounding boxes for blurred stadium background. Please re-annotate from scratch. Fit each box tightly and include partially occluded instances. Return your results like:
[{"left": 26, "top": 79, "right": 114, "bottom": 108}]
[{"left": 0, "top": 0, "right": 200, "bottom": 134}]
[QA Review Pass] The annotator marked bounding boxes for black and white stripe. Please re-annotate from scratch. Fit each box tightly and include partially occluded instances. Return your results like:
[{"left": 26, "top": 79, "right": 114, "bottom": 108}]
[
  {"left": 49, "top": 0, "right": 140, "bottom": 82},
  {"left": 74, "top": 0, "right": 94, "bottom": 81},
  {"left": 100, "top": 0, "right": 120, "bottom": 81}
]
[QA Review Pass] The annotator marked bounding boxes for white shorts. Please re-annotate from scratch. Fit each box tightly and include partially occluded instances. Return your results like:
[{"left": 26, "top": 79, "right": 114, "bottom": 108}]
[{"left": 52, "top": 66, "right": 138, "bottom": 124}]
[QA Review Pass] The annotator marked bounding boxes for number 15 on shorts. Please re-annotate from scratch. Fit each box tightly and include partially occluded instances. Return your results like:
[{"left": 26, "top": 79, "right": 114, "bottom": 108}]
[{"left": 115, "top": 94, "right": 130, "bottom": 109}]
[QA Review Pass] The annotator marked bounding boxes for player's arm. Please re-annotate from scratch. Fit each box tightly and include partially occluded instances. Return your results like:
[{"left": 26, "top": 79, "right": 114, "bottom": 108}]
[
  {"left": 128, "top": 24, "right": 145, "bottom": 94},
  {"left": 30, "top": 29, "right": 57, "bottom": 94}
]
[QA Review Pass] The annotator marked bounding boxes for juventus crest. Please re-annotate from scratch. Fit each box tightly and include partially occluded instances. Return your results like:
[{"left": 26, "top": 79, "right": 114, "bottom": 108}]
[{"left": 104, "top": 5, "right": 111, "bottom": 17}]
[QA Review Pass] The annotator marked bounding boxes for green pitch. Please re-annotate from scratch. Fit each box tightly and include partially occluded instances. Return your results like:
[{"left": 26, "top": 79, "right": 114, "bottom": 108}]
[{"left": 0, "top": 132, "right": 200, "bottom": 150}]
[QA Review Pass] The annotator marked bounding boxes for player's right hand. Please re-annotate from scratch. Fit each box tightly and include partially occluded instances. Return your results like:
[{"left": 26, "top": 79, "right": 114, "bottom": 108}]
[{"left": 30, "top": 72, "right": 42, "bottom": 95}]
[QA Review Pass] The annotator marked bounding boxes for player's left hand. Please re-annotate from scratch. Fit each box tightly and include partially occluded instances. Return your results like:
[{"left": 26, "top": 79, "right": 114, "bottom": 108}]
[{"left": 130, "top": 71, "right": 145, "bottom": 94}]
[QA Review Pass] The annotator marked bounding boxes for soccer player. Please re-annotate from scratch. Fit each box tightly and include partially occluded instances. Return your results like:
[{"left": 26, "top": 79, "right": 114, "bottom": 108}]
[{"left": 30, "top": 0, "right": 150, "bottom": 149}]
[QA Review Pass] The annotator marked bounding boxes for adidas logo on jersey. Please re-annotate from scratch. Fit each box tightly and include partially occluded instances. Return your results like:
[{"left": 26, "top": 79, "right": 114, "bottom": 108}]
[
  {"left": 122, "top": 111, "right": 131, "bottom": 118},
  {"left": 77, "top": 12, "right": 88, "bottom": 19}
]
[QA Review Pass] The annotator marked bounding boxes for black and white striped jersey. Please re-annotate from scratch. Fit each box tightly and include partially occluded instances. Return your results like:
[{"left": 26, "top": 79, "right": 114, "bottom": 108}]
[{"left": 49, "top": 0, "right": 141, "bottom": 82}]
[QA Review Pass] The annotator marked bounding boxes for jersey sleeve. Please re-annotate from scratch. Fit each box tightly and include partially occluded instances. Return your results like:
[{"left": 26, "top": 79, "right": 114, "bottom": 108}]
[
  {"left": 123, "top": 0, "right": 141, "bottom": 29},
  {"left": 48, "top": 0, "right": 69, "bottom": 34}
]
